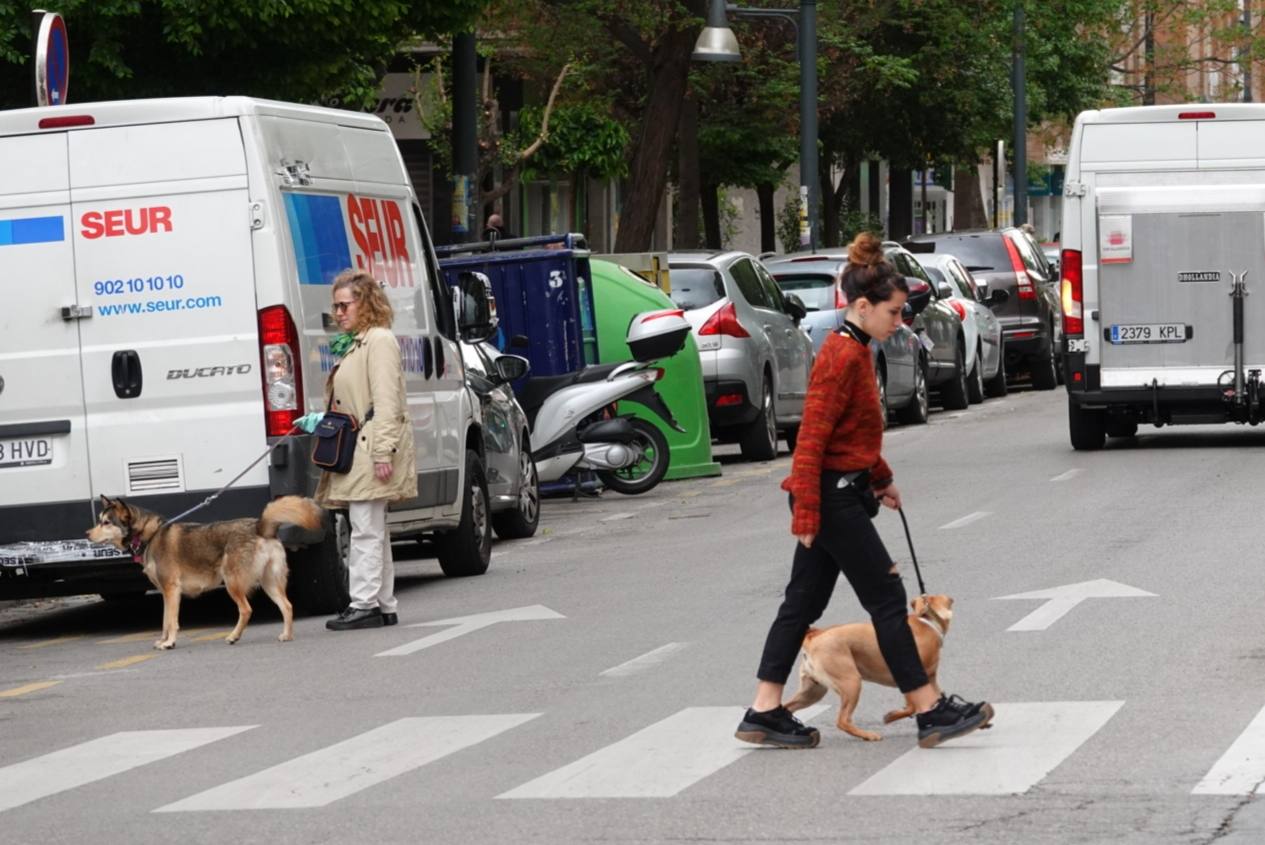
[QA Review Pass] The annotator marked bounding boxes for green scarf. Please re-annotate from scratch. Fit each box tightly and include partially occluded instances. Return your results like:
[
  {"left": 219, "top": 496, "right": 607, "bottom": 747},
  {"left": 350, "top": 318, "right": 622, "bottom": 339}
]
[{"left": 329, "top": 332, "right": 357, "bottom": 359}]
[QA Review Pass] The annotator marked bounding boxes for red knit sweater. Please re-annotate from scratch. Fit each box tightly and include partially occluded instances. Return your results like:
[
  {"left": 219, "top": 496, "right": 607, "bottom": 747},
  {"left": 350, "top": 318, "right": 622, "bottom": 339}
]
[{"left": 780, "top": 329, "right": 893, "bottom": 535}]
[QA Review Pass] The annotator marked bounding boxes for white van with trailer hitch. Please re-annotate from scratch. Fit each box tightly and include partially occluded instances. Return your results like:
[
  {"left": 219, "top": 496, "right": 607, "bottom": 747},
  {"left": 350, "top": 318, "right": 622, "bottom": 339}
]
[
  {"left": 0, "top": 96, "right": 497, "bottom": 611},
  {"left": 1061, "top": 103, "right": 1265, "bottom": 450}
]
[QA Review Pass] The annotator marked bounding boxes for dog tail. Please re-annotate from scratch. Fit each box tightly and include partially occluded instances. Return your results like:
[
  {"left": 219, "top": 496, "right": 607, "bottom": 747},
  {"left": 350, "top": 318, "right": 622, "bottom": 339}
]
[
  {"left": 258, "top": 496, "right": 325, "bottom": 539},
  {"left": 802, "top": 626, "right": 824, "bottom": 647}
]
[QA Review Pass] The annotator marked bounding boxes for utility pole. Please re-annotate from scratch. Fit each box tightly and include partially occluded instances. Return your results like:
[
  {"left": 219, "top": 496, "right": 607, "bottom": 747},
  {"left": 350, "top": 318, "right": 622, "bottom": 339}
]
[
  {"left": 1012, "top": 1, "right": 1027, "bottom": 227},
  {"left": 800, "top": 0, "right": 819, "bottom": 250},
  {"left": 1244, "top": 0, "right": 1254, "bottom": 102},
  {"left": 452, "top": 32, "right": 478, "bottom": 241}
]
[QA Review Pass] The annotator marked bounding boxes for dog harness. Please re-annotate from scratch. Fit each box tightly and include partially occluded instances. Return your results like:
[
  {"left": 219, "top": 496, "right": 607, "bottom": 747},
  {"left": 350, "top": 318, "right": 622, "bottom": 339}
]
[{"left": 915, "top": 613, "right": 946, "bottom": 643}]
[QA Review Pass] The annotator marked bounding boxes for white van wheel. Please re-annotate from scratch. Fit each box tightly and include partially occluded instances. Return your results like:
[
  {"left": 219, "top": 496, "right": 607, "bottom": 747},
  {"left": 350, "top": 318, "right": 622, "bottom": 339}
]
[{"left": 288, "top": 511, "right": 350, "bottom": 615}]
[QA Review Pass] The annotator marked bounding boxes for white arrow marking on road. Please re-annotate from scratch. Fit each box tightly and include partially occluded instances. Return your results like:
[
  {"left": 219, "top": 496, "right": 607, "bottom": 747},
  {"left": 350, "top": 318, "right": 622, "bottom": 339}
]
[
  {"left": 375, "top": 604, "right": 565, "bottom": 657},
  {"left": 599, "top": 642, "right": 688, "bottom": 678},
  {"left": 994, "top": 579, "right": 1156, "bottom": 631},
  {"left": 938, "top": 511, "right": 992, "bottom": 530},
  {"left": 1050, "top": 468, "right": 1084, "bottom": 482},
  {"left": 849, "top": 701, "right": 1124, "bottom": 795},
  {"left": 1194, "top": 704, "right": 1265, "bottom": 794}
]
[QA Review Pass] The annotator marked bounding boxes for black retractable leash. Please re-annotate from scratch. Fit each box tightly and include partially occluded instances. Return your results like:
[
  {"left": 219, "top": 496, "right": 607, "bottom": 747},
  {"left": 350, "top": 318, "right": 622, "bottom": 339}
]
[
  {"left": 897, "top": 506, "right": 929, "bottom": 596},
  {"left": 164, "top": 425, "right": 301, "bottom": 525}
]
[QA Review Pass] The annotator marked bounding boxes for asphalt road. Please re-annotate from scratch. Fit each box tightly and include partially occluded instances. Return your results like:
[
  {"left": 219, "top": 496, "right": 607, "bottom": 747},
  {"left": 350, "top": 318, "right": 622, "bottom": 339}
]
[{"left": 4, "top": 388, "right": 1265, "bottom": 844}]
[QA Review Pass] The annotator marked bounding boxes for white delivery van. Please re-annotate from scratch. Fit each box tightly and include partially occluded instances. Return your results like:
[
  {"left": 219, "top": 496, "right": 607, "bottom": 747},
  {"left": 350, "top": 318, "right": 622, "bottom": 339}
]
[
  {"left": 0, "top": 97, "right": 497, "bottom": 610},
  {"left": 1061, "top": 103, "right": 1265, "bottom": 450}
]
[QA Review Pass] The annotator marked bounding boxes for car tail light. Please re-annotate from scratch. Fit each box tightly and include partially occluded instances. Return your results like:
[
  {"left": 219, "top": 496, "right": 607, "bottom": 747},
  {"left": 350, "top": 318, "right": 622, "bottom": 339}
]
[
  {"left": 1003, "top": 237, "right": 1036, "bottom": 301},
  {"left": 698, "top": 302, "right": 750, "bottom": 338},
  {"left": 948, "top": 300, "right": 967, "bottom": 321},
  {"left": 715, "top": 392, "right": 744, "bottom": 407},
  {"left": 1061, "top": 248, "right": 1084, "bottom": 336},
  {"left": 258, "top": 305, "right": 305, "bottom": 436},
  {"left": 835, "top": 284, "right": 847, "bottom": 309}
]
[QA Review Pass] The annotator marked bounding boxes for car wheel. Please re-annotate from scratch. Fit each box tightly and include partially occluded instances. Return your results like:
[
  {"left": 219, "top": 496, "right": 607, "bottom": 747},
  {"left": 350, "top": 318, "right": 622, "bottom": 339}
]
[
  {"left": 895, "top": 355, "right": 930, "bottom": 425},
  {"left": 1032, "top": 334, "right": 1059, "bottom": 391},
  {"left": 1106, "top": 419, "right": 1138, "bottom": 439},
  {"left": 739, "top": 376, "right": 778, "bottom": 461},
  {"left": 435, "top": 450, "right": 492, "bottom": 577},
  {"left": 984, "top": 348, "right": 1008, "bottom": 398},
  {"left": 940, "top": 341, "right": 970, "bottom": 410},
  {"left": 1068, "top": 399, "right": 1106, "bottom": 450},
  {"left": 492, "top": 433, "right": 540, "bottom": 539},
  {"left": 966, "top": 344, "right": 985, "bottom": 404}
]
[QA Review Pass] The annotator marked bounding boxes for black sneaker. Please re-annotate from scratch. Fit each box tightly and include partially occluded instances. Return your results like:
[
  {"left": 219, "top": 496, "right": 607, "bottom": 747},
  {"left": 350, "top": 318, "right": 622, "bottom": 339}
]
[
  {"left": 916, "top": 694, "right": 995, "bottom": 748},
  {"left": 735, "top": 706, "right": 821, "bottom": 749},
  {"left": 326, "top": 607, "right": 384, "bottom": 631},
  {"left": 382, "top": 612, "right": 398, "bottom": 626}
]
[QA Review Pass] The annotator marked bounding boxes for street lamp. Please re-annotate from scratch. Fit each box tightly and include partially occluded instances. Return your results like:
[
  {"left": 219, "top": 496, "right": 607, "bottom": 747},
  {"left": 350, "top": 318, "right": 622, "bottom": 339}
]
[{"left": 692, "top": 0, "right": 819, "bottom": 251}]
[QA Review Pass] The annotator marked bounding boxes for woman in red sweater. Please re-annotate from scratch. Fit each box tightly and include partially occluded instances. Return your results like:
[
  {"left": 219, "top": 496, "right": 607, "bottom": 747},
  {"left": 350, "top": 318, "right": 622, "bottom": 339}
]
[{"left": 735, "top": 233, "right": 993, "bottom": 749}]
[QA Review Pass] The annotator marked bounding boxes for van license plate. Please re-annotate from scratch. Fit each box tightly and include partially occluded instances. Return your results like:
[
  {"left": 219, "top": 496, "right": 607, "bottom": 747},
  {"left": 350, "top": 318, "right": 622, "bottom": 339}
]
[
  {"left": 0, "top": 437, "right": 53, "bottom": 468},
  {"left": 1108, "top": 323, "right": 1188, "bottom": 345}
]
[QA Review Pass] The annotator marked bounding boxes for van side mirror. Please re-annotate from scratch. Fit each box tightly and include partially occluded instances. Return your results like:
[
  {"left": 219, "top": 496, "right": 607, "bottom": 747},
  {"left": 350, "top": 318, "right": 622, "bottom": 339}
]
[
  {"left": 454, "top": 271, "right": 496, "bottom": 342},
  {"left": 492, "top": 354, "right": 530, "bottom": 384}
]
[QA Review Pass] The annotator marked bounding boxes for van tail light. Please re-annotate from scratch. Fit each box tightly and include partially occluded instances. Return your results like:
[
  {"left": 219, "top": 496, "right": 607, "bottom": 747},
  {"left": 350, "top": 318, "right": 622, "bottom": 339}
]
[
  {"left": 948, "top": 300, "right": 967, "bottom": 321},
  {"left": 698, "top": 302, "right": 750, "bottom": 338},
  {"left": 1061, "top": 248, "right": 1084, "bottom": 336},
  {"left": 258, "top": 305, "right": 305, "bottom": 436},
  {"left": 39, "top": 115, "right": 95, "bottom": 129},
  {"left": 1003, "top": 237, "right": 1036, "bottom": 301}
]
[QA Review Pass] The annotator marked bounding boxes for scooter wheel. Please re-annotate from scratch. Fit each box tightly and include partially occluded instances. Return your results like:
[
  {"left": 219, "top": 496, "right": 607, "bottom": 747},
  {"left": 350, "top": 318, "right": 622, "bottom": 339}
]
[{"left": 596, "top": 418, "right": 670, "bottom": 495}]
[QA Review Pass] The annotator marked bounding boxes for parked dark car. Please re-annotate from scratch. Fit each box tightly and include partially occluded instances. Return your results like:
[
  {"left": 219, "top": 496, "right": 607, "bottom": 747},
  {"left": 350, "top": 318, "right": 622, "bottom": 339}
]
[
  {"left": 763, "top": 255, "right": 928, "bottom": 425},
  {"left": 883, "top": 242, "right": 972, "bottom": 411},
  {"left": 905, "top": 228, "right": 1063, "bottom": 390}
]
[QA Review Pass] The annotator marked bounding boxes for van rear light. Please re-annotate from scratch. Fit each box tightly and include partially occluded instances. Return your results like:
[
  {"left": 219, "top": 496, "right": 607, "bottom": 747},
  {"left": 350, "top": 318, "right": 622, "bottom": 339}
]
[
  {"left": 1003, "top": 237, "right": 1036, "bottom": 301},
  {"left": 698, "top": 302, "right": 750, "bottom": 338},
  {"left": 258, "top": 305, "right": 305, "bottom": 436},
  {"left": 1179, "top": 111, "right": 1215, "bottom": 120},
  {"left": 1061, "top": 248, "right": 1084, "bottom": 336},
  {"left": 38, "top": 115, "right": 94, "bottom": 129}
]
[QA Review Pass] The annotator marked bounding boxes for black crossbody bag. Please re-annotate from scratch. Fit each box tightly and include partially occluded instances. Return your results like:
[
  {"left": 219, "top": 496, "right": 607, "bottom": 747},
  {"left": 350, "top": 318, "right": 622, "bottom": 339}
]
[{"left": 312, "top": 352, "right": 375, "bottom": 474}]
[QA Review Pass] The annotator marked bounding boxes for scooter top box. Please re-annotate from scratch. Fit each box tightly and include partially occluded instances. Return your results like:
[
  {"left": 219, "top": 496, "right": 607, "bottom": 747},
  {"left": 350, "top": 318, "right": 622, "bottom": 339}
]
[{"left": 627, "top": 309, "right": 690, "bottom": 362}]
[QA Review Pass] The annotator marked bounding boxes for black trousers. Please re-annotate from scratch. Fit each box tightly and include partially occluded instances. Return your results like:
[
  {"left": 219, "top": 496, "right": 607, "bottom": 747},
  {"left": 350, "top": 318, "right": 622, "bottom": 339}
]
[{"left": 756, "top": 472, "right": 930, "bottom": 693}]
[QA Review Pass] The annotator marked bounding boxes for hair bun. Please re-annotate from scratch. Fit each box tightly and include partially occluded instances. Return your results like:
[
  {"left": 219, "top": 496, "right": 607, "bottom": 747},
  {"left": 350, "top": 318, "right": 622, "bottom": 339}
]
[{"left": 847, "top": 232, "right": 884, "bottom": 268}]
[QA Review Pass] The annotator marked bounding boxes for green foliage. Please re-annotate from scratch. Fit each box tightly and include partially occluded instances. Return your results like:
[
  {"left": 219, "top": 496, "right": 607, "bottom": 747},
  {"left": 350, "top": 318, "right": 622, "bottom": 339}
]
[
  {"left": 516, "top": 102, "right": 630, "bottom": 181},
  {"left": 838, "top": 208, "right": 886, "bottom": 245},
  {"left": 0, "top": 1, "right": 488, "bottom": 109},
  {"left": 777, "top": 193, "right": 804, "bottom": 255}
]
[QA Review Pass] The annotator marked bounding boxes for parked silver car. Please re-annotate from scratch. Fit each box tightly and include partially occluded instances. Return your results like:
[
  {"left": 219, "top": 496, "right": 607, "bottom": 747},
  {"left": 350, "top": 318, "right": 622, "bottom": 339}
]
[
  {"left": 919, "top": 253, "right": 1009, "bottom": 402},
  {"left": 460, "top": 341, "right": 539, "bottom": 540},
  {"left": 763, "top": 255, "right": 928, "bottom": 426},
  {"left": 667, "top": 251, "right": 814, "bottom": 459}
]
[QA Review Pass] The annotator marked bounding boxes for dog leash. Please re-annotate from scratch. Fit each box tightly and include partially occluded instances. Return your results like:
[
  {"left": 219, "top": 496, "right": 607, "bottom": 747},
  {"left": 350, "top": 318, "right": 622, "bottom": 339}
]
[
  {"left": 897, "top": 506, "right": 929, "bottom": 596},
  {"left": 164, "top": 425, "right": 301, "bottom": 526}
]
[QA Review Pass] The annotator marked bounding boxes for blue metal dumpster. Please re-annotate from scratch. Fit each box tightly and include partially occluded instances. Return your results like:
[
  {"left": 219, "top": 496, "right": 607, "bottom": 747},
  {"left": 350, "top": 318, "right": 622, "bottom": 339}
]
[{"left": 437, "top": 234, "right": 598, "bottom": 377}]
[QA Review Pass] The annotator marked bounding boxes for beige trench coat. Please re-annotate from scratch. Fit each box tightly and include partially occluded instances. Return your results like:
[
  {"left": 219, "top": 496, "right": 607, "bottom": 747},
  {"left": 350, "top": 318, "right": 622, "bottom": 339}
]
[{"left": 314, "top": 327, "right": 418, "bottom": 506}]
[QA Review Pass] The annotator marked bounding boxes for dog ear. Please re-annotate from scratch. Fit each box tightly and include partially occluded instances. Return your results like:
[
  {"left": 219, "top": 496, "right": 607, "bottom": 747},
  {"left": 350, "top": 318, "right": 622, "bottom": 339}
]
[{"left": 99, "top": 494, "right": 113, "bottom": 509}]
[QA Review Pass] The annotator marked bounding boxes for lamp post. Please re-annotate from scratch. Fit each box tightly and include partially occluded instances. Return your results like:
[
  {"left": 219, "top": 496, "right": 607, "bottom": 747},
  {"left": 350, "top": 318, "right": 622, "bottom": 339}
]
[
  {"left": 693, "top": 0, "right": 818, "bottom": 251},
  {"left": 1011, "top": 1, "right": 1027, "bottom": 228}
]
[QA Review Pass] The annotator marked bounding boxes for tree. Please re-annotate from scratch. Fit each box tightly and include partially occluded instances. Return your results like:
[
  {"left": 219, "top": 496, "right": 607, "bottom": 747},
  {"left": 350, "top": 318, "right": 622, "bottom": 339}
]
[{"left": 0, "top": 1, "right": 487, "bottom": 109}]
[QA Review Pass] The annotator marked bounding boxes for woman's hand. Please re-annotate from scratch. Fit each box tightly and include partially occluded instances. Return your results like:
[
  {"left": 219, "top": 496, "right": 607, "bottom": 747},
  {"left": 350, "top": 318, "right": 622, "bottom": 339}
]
[
  {"left": 796, "top": 533, "right": 816, "bottom": 549},
  {"left": 374, "top": 461, "right": 394, "bottom": 481},
  {"left": 877, "top": 484, "right": 901, "bottom": 510}
]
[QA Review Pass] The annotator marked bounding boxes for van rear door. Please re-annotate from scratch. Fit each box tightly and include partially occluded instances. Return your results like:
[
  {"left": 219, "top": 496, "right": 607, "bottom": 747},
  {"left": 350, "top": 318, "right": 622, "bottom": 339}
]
[
  {"left": 1095, "top": 185, "right": 1265, "bottom": 387},
  {"left": 69, "top": 120, "right": 265, "bottom": 502},
  {"left": 0, "top": 133, "right": 92, "bottom": 541}
]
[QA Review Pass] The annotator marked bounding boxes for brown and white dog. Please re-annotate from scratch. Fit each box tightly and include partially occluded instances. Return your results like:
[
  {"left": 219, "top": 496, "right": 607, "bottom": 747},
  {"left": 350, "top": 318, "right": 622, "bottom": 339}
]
[
  {"left": 87, "top": 495, "right": 324, "bottom": 650},
  {"left": 783, "top": 594, "right": 954, "bottom": 741}
]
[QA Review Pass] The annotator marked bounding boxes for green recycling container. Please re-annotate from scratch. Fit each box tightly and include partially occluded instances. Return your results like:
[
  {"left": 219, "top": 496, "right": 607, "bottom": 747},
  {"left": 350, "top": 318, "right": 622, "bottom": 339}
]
[{"left": 590, "top": 258, "right": 721, "bottom": 480}]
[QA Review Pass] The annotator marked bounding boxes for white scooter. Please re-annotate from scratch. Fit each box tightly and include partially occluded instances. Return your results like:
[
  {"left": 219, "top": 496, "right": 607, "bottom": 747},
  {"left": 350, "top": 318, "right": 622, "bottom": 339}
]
[{"left": 512, "top": 309, "right": 691, "bottom": 495}]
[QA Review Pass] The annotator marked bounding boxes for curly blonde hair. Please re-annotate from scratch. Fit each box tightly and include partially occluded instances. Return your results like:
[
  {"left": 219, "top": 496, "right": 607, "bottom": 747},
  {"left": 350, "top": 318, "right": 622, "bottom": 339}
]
[{"left": 331, "top": 269, "right": 394, "bottom": 331}]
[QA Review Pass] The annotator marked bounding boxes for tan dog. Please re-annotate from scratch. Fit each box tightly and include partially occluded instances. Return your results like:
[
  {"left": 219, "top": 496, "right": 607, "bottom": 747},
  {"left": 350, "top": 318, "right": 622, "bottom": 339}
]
[
  {"left": 784, "top": 595, "right": 954, "bottom": 741},
  {"left": 87, "top": 495, "right": 324, "bottom": 650}
]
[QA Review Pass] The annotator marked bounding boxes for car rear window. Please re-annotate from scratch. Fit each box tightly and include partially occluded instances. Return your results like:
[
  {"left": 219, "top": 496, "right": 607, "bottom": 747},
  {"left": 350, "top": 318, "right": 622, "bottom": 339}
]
[
  {"left": 912, "top": 236, "right": 1010, "bottom": 272},
  {"left": 769, "top": 272, "right": 836, "bottom": 311},
  {"left": 668, "top": 266, "right": 725, "bottom": 309}
]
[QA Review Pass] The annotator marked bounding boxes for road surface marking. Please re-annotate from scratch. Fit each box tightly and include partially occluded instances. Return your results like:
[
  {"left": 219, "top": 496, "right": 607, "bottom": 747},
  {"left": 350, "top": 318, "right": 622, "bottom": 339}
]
[
  {"left": 600, "top": 512, "right": 636, "bottom": 523},
  {"left": 848, "top": 701, "right": 1123, "bottom": 795},
  {"left": 156, "top": 715, "right": 538, "bottom": 811},
  {"left": 995, "top": 579, "right": 1156, "bottom": 632},
  {"left": 0, "top": 680, "right": 61, "bottom": 698},
  {"left": 96, "top": 654, "right": 159, "bottom": 670},
  {"left": 377, "top": 605, "right": 565, "bottom": 658},
  {"left": 599, "top": 643, "right": 687, "bottom": 678},
  {"left": 97, "top": 631, "right": 162, "bottom": 644},
  {"left": 18, "top": 635, "right": 82, "bottom": 650},
  {"left": 190, "top": 631, "right": 230, "bottom": 642},
  {"left": 938, "top": 511, "right": 992, "bottom": 530},
  {"left": 1050, "top": 469, "right": 1084, "bottom": 482},
  {"left": 497, "top": 704, "right": 828, "bottom": 799},
  {"left": 0, "top": 726, "right": 255, "bottom": 813},
  {"left": 1194, "top": 704, "right": 1265, "bottom": 794}
]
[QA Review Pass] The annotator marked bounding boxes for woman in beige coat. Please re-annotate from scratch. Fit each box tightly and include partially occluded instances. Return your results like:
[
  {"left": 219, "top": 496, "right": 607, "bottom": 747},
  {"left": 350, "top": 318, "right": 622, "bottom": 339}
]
[{"left": 316, "top": 269, "right": 417, "bottom": 631}]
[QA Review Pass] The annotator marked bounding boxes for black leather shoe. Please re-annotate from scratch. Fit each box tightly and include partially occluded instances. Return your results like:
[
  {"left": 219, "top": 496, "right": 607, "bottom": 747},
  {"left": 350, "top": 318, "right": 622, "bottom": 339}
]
[
  {"left": 326, "top": 607, "right": 384, "bottom": 631},
  {"left": 382, "top": 612, "right": 398, "bottom": 626},
  {"left": 735, "top": 706, "right": 820, "bottom": 748}
]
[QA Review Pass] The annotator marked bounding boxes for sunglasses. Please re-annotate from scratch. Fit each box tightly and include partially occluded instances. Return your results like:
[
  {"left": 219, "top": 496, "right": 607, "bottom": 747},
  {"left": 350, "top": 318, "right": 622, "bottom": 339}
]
[{"left": 332, "top": 301, "right": 356, "bottom": 313}]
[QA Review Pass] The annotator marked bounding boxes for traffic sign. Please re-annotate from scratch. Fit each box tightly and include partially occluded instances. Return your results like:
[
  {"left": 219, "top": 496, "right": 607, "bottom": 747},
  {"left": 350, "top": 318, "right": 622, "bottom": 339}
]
[{"left": 34, "top": 11, "right": 69, "bottom": 107}]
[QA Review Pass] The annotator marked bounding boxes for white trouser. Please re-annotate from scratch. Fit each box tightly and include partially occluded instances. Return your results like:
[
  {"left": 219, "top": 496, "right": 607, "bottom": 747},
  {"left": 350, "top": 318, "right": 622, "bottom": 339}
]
[{"left": 347, "top": 499, "right": 397, "bottom": 613}]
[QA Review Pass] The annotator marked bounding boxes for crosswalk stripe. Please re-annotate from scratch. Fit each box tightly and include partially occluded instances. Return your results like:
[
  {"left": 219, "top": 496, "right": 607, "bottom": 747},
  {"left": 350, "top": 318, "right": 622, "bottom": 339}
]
[
  {"left": 155, "top": 714, "right": 539, "bottom": 811},
  {"left": 1193, "top": 704, "right": 1265, "bottom": 794},
  {"left": 599, "top": 643, "right": 687, "bottom": 678},
  {"left": 0, "top": 727, "right": 255, "bottom": 813},
  {"left": 497, "top": 704, "right": 828, "bottom": 799},
  {"left": 848, "top": 701, "right": 1123, "bottom": 796}
]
